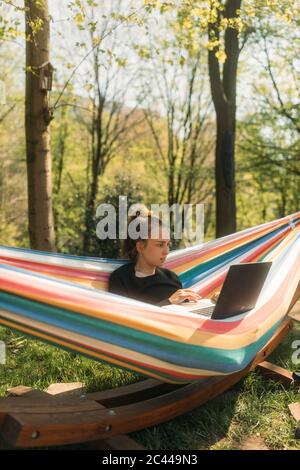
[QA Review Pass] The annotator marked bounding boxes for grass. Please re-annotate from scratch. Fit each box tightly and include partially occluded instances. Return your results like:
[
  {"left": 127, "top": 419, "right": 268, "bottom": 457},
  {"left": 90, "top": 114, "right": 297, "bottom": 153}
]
[{"left": 0, "top": 322, "right": 300, "bottom": 450}]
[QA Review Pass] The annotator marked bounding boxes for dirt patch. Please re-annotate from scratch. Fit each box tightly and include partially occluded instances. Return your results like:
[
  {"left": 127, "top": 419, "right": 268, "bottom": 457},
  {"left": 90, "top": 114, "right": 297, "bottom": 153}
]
[{"left": 239, "top": 436, "right": 269, "bottom": 450}]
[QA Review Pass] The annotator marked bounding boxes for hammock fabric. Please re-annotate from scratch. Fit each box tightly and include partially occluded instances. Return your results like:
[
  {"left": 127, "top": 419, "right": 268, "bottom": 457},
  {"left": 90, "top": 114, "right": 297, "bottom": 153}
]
[{"left": 0, "top": 211, "right": 299, "bottom": 384}]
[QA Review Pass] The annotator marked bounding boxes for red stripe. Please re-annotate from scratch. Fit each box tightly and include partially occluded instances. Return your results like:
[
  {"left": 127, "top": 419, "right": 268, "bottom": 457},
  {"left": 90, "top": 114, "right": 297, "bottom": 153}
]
[{"left": 0, "top": 256, "right": 107, "bottom": 280}]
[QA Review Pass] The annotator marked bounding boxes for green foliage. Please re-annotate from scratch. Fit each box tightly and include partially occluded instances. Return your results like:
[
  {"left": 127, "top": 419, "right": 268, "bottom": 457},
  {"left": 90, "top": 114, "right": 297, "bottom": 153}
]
[
  {"left": 0, "top": 46, "right": 28, "bottom": 246},
  {"left": 0, "top": 5, "right": 22, "bottom": 42},
  {"left": 237, "top": 113, "right": 300, "bottom": 220},
  {"left": 145, "top": 0, "right": 300, "bottom": 65},
  {"left": 51, "top": 101, "right": 89, "bottom": 254}
]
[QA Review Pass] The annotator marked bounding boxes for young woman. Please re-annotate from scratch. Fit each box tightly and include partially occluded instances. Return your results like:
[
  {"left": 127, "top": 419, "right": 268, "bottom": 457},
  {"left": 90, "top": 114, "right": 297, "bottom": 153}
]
[{"left": 108, "top": 209, "right": 203, "bottom": 307}]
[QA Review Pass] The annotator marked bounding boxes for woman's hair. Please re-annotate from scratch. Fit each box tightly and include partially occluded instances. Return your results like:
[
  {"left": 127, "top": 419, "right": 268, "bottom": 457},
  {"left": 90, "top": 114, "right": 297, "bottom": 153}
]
[{"left": 120, "top": 204, "right": 164, "bottom": 263}]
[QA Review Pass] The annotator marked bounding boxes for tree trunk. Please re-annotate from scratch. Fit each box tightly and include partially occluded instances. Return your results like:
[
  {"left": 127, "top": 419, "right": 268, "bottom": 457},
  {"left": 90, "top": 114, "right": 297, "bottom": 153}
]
[
  {"left": 208, "top": 0, "right": 241, "bottom": 237},
  {"left": 25, "top": 0, "right": 56, "bottom": 251}
]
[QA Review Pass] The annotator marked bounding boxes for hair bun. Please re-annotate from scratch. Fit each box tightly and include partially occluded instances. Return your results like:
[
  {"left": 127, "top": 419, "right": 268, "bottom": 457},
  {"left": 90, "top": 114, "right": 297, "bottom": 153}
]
[{"left": 130, "top": 203, "right": 151, "bottom": 218}]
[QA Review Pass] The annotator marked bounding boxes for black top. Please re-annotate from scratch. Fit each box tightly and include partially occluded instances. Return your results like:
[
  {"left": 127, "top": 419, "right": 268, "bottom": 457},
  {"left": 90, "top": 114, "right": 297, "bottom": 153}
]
[{"left": 108, "top": 261, "right": 182, "bottom": 306}]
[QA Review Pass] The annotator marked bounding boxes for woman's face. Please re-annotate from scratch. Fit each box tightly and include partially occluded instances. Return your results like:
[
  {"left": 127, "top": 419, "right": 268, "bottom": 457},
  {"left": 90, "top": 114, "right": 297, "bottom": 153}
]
[{"left": 136, "top": 227, "right": 171, "bottom": 267}]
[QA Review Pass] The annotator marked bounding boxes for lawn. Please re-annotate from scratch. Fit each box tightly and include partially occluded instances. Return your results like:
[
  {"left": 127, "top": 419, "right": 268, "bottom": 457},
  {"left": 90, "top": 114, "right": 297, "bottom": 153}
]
[{"left": 0, "top": 321, "right": 299, "bottom": 450}]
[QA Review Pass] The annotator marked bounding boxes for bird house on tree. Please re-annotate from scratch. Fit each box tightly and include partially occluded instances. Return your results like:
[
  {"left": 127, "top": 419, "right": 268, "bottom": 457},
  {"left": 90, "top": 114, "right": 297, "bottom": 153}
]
[{"left": 38, "top": 62, "right": 54, "bottom": 91}]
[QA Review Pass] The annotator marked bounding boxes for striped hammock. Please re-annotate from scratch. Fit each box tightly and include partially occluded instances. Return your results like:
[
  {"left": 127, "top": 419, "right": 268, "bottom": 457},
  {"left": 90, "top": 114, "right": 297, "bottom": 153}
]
[{"left": 0, "top": 211, "right": 300, "bottom": 384}]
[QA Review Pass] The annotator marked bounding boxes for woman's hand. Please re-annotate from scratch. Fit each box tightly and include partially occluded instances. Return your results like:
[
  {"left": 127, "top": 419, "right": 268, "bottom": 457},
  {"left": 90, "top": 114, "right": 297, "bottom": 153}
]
[
  {"left": 211, "top": 291, "right": 220, "bottom": 303},
  {"left": 169, "top": 289, "right": 202, "bottom": 304}
]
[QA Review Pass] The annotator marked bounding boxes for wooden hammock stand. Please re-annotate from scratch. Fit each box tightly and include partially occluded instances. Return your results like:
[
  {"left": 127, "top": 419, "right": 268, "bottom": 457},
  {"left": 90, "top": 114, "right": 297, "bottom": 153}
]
[{"left": 0, "top": 283, "right": 299, "bottom": 450}]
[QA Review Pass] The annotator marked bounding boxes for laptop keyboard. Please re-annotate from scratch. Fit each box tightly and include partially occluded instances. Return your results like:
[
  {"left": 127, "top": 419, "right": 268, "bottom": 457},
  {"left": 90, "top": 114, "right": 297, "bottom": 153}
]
[{"left": 192, "top": 305, "right": 215, "bottom": 316}]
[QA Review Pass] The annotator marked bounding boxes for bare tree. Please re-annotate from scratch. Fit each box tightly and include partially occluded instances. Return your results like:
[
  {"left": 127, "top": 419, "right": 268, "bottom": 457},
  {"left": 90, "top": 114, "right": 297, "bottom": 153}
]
[
  {"left": 138, "top": 36, "right": 214, "bottom": 241},
  {"left": 73, "top": 6, "right": 146, "bottom": 253}
]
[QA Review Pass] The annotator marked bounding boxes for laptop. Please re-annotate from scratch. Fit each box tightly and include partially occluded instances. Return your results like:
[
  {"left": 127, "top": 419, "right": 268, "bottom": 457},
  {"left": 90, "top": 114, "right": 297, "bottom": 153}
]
[{"left": 163, "top": 262, "right": 272, "bottom": 320}]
